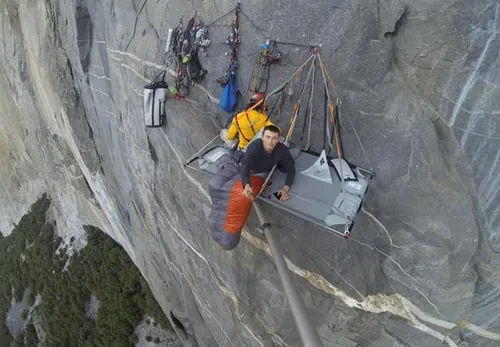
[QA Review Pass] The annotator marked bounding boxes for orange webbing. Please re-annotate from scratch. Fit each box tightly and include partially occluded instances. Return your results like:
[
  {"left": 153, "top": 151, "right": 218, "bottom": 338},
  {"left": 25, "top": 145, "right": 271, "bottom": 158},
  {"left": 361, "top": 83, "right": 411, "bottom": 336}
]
[
  {"left": 329, "top": 102, "right": 343, "bottom": 157},
  {"left": 285, "top": 103, "right": 300, "bottom": 141}
]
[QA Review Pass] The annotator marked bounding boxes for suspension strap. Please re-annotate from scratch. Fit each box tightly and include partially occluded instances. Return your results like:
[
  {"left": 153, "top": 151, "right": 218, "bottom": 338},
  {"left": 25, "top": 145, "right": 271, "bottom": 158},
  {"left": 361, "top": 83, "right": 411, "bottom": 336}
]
[
  {"left": 265, "top": 53, "right": 316, "bottom": 99},
  {"left": 256, "top": 53, "right": 317, "bottom": 199},
  {"left": 285, "top": 54, "right": 317, "bottom": 143},
  {"left": 305, "top": 62, "right": 315, "bottom": 150},
  {"left": 318, "top": 55, "right": 373, "bottom": 171}
]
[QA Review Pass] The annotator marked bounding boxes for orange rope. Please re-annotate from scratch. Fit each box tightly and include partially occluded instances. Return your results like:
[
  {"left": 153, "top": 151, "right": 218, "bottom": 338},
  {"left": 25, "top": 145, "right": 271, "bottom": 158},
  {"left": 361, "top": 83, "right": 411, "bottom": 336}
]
[
  {"left": 320, "top": 60, "right": 336, "bottom": 92},
  {"left": 328, "top": 103, "right": 335, "bottom": 123},
  {"left": 285, "top": 103, "right": 300, "bottom": 141}
]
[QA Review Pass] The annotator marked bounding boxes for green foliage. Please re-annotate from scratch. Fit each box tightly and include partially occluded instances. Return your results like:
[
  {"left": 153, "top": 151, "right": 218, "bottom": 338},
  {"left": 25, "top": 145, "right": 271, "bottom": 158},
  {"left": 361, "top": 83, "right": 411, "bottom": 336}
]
[
  {"left": 0, "top": 195, "right": 173, "bottom": 346},
  {"left": 26, "top": 291, "right": 36, "bottom": 307},
  {"left": 25, "top": 323, "right": 39, "bottom": 346},
  {"left": 0, "top": 328, "right": 12, "bottom": 347},
  {"left": 12, "top": 333, "right": 24, "bottom": 347}
]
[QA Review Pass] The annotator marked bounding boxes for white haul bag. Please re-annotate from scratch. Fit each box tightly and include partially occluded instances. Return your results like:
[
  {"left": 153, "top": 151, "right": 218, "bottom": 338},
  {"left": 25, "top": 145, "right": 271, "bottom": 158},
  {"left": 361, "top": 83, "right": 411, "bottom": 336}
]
[{"left": 144, "top": 70, "right": 168, "bottom": 127}]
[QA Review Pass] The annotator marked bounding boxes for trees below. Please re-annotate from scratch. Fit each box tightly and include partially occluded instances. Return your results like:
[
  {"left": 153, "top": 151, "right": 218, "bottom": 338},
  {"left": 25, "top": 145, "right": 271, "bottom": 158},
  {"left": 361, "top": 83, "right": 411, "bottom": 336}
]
[{"left": 0, "top": 195, "right": 173, "bottom": 346}]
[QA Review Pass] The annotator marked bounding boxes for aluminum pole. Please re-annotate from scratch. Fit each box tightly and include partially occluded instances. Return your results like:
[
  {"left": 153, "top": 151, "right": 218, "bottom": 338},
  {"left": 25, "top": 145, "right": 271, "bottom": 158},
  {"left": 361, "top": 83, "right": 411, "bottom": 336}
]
[{"left": 253, "top": 202, "right": 324, "bottom": 347}]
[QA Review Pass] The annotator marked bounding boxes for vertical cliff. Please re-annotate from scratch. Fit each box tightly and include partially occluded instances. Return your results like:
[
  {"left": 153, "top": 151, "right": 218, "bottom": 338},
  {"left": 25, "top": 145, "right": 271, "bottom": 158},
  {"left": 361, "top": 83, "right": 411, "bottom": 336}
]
[{"left": 0, "top": 0, "right": 499, "bottom": 346}]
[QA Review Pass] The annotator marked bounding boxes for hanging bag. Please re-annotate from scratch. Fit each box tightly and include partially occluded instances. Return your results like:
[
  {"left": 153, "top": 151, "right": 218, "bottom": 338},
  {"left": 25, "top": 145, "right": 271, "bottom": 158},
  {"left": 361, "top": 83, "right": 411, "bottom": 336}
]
[
  {"left": 219, "top": 71, "right": 238, "bottom": 113},
  {"left": 144, "top": 70, "right": 168, "bottom": 127}
]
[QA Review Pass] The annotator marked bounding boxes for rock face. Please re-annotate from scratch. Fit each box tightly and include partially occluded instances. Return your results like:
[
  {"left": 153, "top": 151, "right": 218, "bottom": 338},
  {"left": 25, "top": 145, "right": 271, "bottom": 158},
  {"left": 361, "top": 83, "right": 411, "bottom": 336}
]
[{"left": 0, "top": 0, "right": 499, "bottom": 346}]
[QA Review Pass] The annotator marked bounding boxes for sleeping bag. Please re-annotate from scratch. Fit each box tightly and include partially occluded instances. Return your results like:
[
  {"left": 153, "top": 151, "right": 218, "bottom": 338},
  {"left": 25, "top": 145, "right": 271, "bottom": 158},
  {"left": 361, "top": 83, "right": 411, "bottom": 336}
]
[{"left": 208, "top": 151, "right": 264, "bottom": 250}]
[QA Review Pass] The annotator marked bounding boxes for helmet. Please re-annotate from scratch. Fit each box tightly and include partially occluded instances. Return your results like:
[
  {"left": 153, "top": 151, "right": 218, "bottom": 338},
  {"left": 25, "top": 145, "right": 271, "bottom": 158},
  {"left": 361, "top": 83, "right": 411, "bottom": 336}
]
[{"left": 249, "top": 92, "right": 265, "bottom": 103}]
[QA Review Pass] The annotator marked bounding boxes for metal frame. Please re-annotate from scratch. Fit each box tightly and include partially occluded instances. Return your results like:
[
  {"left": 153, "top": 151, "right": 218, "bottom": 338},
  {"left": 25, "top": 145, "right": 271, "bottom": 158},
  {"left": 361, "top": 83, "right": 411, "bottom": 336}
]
[
  {"left": 257, "top": 197, "right": 348, "bottom": 238},
  {"left": 183, "top": 135, "right": 221, "bottom": 167},
  {"left": 184, "top": 145, "right": 372, "bottom": 239}
]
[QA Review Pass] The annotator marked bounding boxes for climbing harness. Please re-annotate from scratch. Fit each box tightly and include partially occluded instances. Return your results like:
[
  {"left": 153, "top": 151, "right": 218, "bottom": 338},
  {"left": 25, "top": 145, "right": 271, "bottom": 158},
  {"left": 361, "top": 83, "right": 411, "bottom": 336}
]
[{"left": 232, "top": 98, "right": 267, "bottom": 142}]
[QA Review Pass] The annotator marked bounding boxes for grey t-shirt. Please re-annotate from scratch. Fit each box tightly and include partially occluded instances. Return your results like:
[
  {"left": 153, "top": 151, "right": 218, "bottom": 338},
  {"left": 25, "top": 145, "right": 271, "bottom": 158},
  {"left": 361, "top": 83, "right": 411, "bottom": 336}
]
[{"left": 241, "top": 140, "right": 296, "bottom": 187}]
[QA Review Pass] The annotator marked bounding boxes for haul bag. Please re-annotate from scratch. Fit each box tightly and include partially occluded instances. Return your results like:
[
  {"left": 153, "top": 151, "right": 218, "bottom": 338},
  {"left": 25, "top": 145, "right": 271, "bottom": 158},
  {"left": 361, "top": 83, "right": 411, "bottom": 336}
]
[{"left": 144, "top": 70, "right": 168, "bottom": 127}]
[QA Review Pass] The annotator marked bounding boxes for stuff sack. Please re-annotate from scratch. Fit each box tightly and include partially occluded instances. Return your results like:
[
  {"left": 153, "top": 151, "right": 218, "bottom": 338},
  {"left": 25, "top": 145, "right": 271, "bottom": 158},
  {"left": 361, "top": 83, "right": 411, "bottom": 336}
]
[
  {"left": 144, "top": 70, "right": 168, "bottom": 127},
  {"left": 219, "top": 72, "right": 238, "bottom": 113}
]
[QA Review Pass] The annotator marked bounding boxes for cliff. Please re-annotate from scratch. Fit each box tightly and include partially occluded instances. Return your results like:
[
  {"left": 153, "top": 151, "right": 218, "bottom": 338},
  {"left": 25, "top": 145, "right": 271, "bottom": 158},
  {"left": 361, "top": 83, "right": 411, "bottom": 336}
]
[{"left": 0, "top": 0, "right": 499, "bottom": 346}]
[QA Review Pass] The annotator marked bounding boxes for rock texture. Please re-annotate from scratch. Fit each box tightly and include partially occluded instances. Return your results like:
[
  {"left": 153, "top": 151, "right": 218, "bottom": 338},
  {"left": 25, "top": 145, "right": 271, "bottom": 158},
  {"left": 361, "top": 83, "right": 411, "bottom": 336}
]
[{"left": 0, "top": 0, "right": 499, "bottom": 346}]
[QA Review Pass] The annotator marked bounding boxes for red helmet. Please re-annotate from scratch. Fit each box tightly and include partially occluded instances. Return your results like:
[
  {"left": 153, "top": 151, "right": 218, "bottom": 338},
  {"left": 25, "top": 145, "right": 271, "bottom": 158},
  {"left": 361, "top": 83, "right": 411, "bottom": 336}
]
[{"left": 250, "top": 92, "right": 265, "bottom": 103}]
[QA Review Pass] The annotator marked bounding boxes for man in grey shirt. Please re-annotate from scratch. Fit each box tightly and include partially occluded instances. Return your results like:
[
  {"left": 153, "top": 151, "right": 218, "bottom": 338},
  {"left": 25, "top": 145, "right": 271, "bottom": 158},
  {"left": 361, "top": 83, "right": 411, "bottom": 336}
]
[{"left": 241, "top": 125, "right": 295, "bottom": 201}]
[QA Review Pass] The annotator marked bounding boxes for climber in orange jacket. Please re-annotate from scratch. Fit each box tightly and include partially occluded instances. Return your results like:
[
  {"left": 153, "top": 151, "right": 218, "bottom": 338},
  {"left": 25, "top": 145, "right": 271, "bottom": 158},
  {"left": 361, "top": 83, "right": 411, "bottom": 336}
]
[{"left": 221, "top": 93, "right": 274, "bottom": 150}]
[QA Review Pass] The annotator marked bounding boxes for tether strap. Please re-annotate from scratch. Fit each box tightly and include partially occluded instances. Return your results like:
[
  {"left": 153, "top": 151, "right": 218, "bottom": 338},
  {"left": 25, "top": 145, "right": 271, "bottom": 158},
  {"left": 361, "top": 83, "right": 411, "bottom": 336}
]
[
  {"left": 234, "top": 111, "right": 255, "bottom": 142},
  {"left": 245, "top": 112, "right": 257, "bottom": 135},
  {"left": 150, "top": 69, "right": 166, "bottom": 83}
]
